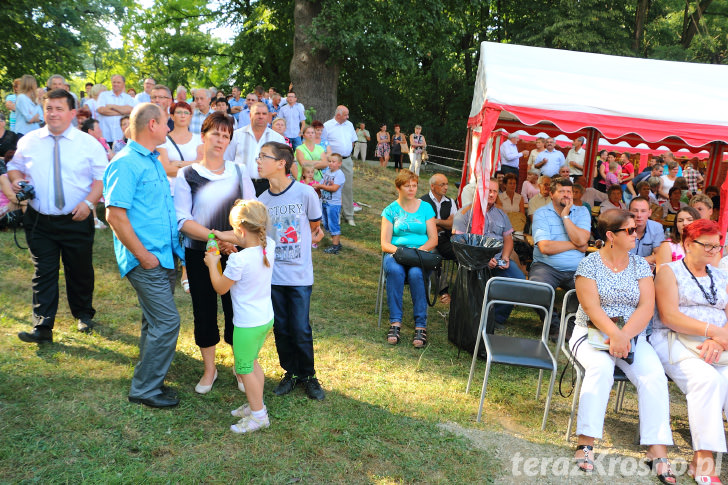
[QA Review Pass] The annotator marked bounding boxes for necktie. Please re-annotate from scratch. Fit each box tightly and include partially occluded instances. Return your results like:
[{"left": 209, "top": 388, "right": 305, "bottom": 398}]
[{"left": 52, "top": 135, "right": 65, "bottom": 210}]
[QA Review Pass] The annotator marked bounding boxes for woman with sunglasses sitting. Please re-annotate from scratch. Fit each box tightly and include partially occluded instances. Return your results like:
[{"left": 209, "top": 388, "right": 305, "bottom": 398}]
[
  {"left": 570, "top": 209, "right": 674, "bottom": 483},
  {"left": 653, "top": 219, "right": 728, "bottom": 485}
]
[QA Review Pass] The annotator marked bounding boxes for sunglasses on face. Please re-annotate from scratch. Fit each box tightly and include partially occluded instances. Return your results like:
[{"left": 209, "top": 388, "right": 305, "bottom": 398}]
[{"left": 612, "top": 227, "right": 637, "bottom": 235}]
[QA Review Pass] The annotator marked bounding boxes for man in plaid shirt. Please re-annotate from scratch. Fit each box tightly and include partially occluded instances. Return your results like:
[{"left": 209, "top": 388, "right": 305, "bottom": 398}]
[
  {"left": 189, "top": 88, "right": 211, "bottom": 134},
  {"left": 683, "top": 159, "right": 704, "bottom": 194}
]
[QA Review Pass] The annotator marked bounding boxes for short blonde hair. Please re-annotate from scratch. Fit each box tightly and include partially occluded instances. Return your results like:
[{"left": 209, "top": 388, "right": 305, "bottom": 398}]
[{"left": 689, "top": 193, "right": 713, "bottom": 210}]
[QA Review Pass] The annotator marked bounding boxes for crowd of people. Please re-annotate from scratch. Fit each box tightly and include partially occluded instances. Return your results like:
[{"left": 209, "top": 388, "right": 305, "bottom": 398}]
[
  {"left": 1, "top": 73, "right": 372, "bottom": 436},
  {"left": 360, "top": 123, "right": 427, "bottom": 175},
  {"left": 490, "top": 135, "right": 728, "bottom": 483},
  {"left": 4, "top": 74, "right": 728, "bottom": 479}
]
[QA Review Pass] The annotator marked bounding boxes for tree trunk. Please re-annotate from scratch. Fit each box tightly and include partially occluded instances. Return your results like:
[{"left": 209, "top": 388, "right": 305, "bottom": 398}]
[
  {"left": 681, "top": 0, "right": 713, "bottom": 49},
  {"left": 633, "top": 0, "right": 650, "bottom": 54},
  {"left": 290, "top": 0, "right": 339, "bottom": 121}
]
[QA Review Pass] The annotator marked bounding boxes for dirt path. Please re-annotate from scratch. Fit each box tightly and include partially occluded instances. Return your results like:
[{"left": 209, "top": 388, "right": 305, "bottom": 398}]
[{"left": 438, "top": 421, "right": 719, "bottom": 484}]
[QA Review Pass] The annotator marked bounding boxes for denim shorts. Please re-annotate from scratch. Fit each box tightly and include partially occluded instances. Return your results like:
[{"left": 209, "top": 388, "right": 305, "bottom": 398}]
[{"left": 322, "top": 203, "right": 341, "bottom": 236}]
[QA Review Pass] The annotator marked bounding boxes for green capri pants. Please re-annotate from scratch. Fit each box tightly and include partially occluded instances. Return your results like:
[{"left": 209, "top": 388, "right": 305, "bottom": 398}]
[{"left": 233, "top": 319, "right": 274, "bottom": 375}]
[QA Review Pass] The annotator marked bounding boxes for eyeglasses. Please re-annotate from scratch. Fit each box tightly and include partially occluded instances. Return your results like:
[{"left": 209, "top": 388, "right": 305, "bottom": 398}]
[
  {"left": 612, "top": 227, "right": 637, "bottom": 235},
  {"left": 151, "top": 95, "right": 171, "bottom": 100},
  {"left": 256, "top": 153, "right": 278, "bottom": 162},
  {"left": 692, "top": 240, "right": 722, "bottom": 253}
]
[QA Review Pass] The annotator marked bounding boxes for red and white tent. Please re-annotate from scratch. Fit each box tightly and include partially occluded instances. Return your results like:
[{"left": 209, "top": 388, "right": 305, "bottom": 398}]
[{"left": 461, "top": 42, "right": 728, "bottom": 237}]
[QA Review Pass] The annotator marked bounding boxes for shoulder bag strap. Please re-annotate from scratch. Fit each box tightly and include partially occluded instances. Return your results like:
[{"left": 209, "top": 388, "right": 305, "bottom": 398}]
[{"left": 166, "top": 135, "right": 184, "bottom": 161}]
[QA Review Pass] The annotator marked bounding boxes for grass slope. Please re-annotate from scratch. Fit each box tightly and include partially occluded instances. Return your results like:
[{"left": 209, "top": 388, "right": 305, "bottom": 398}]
[{"left": 0, "top": 164, "right": 709, "bottom": 483}]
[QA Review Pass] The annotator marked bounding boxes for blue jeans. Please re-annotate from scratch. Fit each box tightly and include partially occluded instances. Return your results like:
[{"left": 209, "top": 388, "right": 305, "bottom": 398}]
[
  {"left": 384, "top": 254, "right": 428, "bottom": 328},
  {"left": 289, "top": 136, "right": 303, "bottom": 150},
  {"left": 322, "top": 202, "right": 341, "bottom": 236},
  {"left": 271, "top": 285, "right": 316, "bottom": 378},
  {"left": 490, "top": 261, "right": 527, "bottom": 324}
]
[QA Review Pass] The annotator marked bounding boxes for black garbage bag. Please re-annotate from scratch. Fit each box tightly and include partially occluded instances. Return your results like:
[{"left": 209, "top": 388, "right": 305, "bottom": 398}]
[{"left": 448, "top": 234, "right": 503, "bottom": 355}]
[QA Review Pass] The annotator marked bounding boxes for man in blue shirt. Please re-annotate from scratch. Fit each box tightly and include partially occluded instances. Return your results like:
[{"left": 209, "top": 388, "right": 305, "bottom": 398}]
[
  {"left": 482, "top": 178, "right": 527, "bottom": 326},
  {"left": 530, "top": 177, "right": 590, "bottom": 336},
  {"left": 104, "top": 103, "right": 184, "bottom": 409},
  {"left": 534, "top": 138, "right": 566, "bottom": 177},
  {"left": 629, "top": 196, "right": 663, "bottom": 267},
  {"left": 279, "top": 91, "right": 306, "bottom": 149},
  {"left": 228, "top": 86, "right": 244, "bottom": 122}
]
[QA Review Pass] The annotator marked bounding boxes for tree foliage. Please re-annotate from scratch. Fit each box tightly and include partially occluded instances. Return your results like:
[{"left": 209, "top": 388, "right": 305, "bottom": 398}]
[
  {"left": 0, "top": 0, "right": 123, "bottom": 88},
  {"left": 5, "top": 0, "right": 728, "bottom": 151},
  {"left": 111, "top": 0, "right": 229, "bottom": 90}
]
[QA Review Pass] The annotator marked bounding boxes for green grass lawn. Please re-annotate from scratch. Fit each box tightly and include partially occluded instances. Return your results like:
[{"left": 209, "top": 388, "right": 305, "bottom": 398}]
[{"left": 0, "top": 164, "right": 701, "bottom": 483}]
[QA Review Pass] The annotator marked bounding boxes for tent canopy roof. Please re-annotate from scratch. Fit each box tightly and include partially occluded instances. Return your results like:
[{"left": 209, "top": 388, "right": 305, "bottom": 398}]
[{"left": 468, "top": 42, "right": 728, "bottom": 147}]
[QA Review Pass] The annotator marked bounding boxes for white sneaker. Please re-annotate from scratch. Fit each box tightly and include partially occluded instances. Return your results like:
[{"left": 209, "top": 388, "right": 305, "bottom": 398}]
[
  {"left": 347, "top": 219, "right": 356, "bottom": 226},
  {"left": 231, "top": 403, "right": 252, "bottom": 418},
  {"left": 230, "top": 414, "right": 270, "bottom": 433},
  {"left": 353, "top": 202, "right": 362, "bottom": 212}
]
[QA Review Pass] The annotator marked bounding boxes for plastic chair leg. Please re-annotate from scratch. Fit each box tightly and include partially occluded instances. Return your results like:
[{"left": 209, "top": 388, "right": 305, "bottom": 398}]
[
  {"left": 377, "top": 269, "right": 385, "bottom": 328},
  {"left": 542, "top": 368, "right": 558, "bottom": 431},
  {"left": 476, "top": 357, "right": 492, "bottom": 422},
  {"left": 466, "top": 318, "right": 486, "bottom": 394},
  {"left": 375, "top": 256, "right": 384, "bottom": 313},
  {"left": 565, "top": 367, "right": 583, "bottom": 441}
]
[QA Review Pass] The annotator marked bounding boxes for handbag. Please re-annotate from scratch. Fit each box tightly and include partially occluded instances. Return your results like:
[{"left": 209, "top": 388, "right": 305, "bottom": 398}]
[
  {"left": 586, "top": 316, "right": 634, "bottom": 364},
  {"left": 668, "top": 331, "right": 728, "bottom": 365},
  {"left": 393, "top": 247, "right": 442, "bottom": 271},
  {"left": 392, "top": 247, "right": 442, "bottom": 307},
  {"left": 400, "top": 142, "right": 408, "bottom": 153}
]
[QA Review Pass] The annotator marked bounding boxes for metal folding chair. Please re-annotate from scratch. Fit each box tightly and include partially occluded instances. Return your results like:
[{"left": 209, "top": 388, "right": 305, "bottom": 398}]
[{"left": 465, "top": 277, "right": 557, "bottom": 430}]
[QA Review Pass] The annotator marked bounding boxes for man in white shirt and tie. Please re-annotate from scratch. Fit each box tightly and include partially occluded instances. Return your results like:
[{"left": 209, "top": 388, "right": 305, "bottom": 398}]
[{"left": 8, "top": 89, "right": 107, "bottom": 343}]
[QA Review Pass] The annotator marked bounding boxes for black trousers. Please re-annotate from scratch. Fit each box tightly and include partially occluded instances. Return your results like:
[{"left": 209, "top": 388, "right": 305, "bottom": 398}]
[
  {"left": 499, "top": 164, "right": 520, "bottom": 181},
  {"left": 185, "top": 247, "right": 234, "bottom": 348},
  {"left": 392, "top": 152, "right": 403, "bottom": 170},
  {"left": 24, "top": 206, "right": 95, "bottom": 330}
]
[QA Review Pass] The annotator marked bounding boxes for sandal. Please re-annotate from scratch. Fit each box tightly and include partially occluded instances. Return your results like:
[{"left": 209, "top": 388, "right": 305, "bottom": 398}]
[
  {"left": 387, "top": 325, "right": 401, "bottom": 345},
  {"left": 413, "top": 328, "right": 427, "bottom": 348},
  {"left": 691, "top": 475, "right": 722, "bottom": 485},
  {"left": 574, "top": 444, "right": 594, "bottom": 473},
  {"left": 646, "top": 457, "right": 676, "bottom": 485},
  {"left": 181, "top": 279, "right": 190, "bottom": 293},
  {"left": 690, "top": 461, "right": 723, "bottom": 485}
]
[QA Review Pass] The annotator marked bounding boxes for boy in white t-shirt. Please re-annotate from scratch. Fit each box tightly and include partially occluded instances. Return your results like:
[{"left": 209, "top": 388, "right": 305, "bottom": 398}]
[{"left": 314, "top": 152, "right": 346, "bottom": 254}]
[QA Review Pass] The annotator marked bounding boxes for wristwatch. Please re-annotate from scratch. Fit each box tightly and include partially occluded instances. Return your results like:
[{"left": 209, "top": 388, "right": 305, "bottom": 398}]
[
  {"left": 83, "top": 200, "right": 95, "bottom": 211},
  {"left": 562, "top": 215, "right": 570, "bottom": 220}
]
